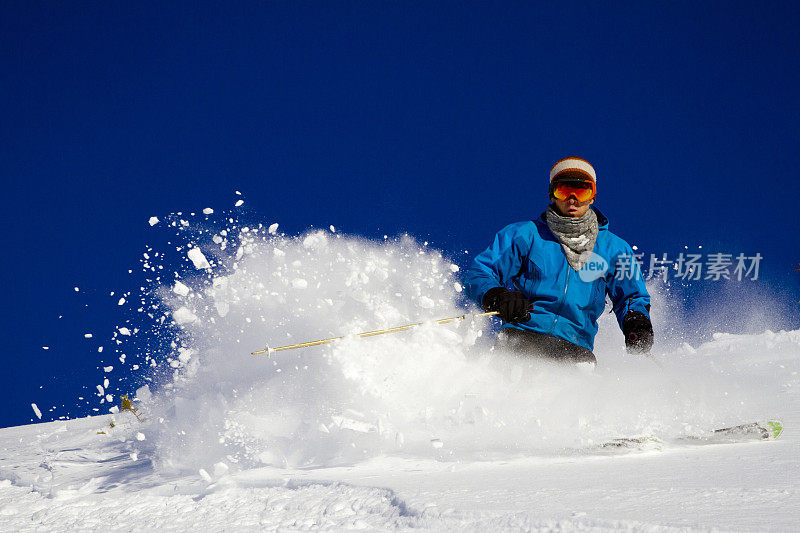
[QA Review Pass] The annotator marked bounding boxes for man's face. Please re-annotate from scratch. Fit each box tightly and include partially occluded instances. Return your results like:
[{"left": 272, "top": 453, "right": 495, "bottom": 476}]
[{"left": 551, "top": 181, "right": 595, "bottom": 217}]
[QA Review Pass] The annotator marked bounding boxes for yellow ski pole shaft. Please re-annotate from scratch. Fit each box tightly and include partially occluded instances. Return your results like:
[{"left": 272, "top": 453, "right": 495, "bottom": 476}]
[{"left": 251, "top": 311, "right": 499, "bottom": 355}]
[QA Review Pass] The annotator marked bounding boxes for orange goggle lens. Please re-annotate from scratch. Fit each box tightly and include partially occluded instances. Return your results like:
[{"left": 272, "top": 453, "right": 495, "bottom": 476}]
[{"left": 551, "top": 182, "right": 596, "bottom": 202}]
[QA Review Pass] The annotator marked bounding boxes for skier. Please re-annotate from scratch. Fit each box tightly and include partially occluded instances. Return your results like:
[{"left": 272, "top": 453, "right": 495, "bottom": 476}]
[{"left": 464, "top": 156, "right": 653, "bottom": 364}]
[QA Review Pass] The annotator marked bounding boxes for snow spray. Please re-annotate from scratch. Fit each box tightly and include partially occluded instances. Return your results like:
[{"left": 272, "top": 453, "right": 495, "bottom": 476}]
[{"left": 101, "top": 210, "right": 789, "bottom": 476}]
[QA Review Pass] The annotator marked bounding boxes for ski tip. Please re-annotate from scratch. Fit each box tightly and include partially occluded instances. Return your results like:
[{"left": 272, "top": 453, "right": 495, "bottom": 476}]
[{"left": 765, "top": 419, "right": 783, "bottom": 439}]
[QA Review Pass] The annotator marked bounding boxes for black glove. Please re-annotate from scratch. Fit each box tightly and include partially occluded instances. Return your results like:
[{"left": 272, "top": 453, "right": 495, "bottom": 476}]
[
  {"left": 622, "top": 311, "right": 654, "bottom": 354},
  {"left": 483, "top": 287, "right": 531, "bottom": 324}
]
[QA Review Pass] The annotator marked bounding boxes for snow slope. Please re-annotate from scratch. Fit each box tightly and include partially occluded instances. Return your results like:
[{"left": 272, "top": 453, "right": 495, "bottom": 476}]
[
  {"left": 1, "top": 326, "right": 798, "bottom": 531},
  {"left": 3, "top": 223, "right": 799, "bottom": 531}
]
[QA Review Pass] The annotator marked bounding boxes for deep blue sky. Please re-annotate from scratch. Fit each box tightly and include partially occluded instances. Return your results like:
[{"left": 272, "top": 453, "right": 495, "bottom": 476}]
[{"left": 2, "top": 2, "right": 799, "bottom": 428}]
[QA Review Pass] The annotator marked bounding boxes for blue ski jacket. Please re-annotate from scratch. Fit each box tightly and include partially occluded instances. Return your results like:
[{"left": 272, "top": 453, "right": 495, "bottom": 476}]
[{"left": 463, "top": 207, "right": 650, "bottom": 351}]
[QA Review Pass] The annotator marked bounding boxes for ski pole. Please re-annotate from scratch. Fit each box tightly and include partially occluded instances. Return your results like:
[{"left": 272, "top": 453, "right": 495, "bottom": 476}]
[{"left": 251, "top": 311, "right": 500, "bottom": 356}]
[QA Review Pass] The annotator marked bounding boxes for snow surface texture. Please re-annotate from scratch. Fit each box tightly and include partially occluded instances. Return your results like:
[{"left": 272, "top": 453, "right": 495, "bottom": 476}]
[{"left": 2, "top": 215, "right": 799, "bottom": 530}]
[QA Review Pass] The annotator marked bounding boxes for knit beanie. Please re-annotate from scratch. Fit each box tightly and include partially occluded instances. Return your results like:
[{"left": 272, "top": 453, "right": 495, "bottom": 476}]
[{"left": 549, "top": 156, "right": 597, "bottom": 184}]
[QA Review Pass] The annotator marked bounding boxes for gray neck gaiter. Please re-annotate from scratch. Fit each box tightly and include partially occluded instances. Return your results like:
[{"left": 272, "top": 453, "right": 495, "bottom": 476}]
[{"left": 545, "top": 205, "right": 599, "bottom": 271}]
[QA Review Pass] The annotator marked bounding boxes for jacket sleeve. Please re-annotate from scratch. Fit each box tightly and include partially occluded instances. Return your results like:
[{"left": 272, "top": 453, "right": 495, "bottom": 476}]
[
  {"left": 606, "top": 240, "right": 651, "bottom": 329},
  {"left": 463, "top": 223, "right": 528, "bottom": 309}
]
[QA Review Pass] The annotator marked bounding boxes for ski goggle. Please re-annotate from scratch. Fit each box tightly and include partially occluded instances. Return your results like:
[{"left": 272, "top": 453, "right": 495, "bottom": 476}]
[{"left": 550, "top": 180, "right": 596, "bottom": 202}]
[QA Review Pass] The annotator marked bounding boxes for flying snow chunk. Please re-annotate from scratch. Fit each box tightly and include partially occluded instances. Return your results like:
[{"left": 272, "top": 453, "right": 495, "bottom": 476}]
[
  {"left": 292, "top": 278, "right": 309, "bottom": 289},
  {"left": 173, "top": 307, "right": 198, "bottom": 324},
  {"left": 215, "top": 301, "right": 230, "bottom": 317},
  {"left": 103, "top": 366, "right": 113, "bottom": 372},
  {"left": 117, "top": 298, "right": 125, "bottom": 306},
  {"left": 187, "top": 247, "right": 211, "bottom": 269},
  {"left": 329, "top": 225, "right": 336, "bottom": 233},
  {"left": 213, "top": 462, "right": 229, "bottom": 477},
  {"left": 136, "top": 432, "right": 146, "bottom": 441},
  {"left": 31, "top": 403, "right": 42, "bottom": 419},
  {"left": 118, "top": 327, "right": 131, "bottom": 336},
  {"left": 84, "top": 333, "right": 93, "bottom": 339},
  {"left": 178, "top": 349, "right": 194, "bottom": 363},
  {"left": 418, "top": 296, "right": 435, "bottom": 309},
  {"left": 450, "top": 264, "right": 460, "bottom": 272},
  {"left": 173, "top": 280, "right": 191, "bottom": 296},
  {"left": 136, "top": 385, "right": 152, "bottom": 402},
  {"left": 148, "top": 216, "right": 159, "bottom": 226},
  {"left": 303, "top": 232, "right": 327, "bottom": 249},
  {"left": 203, "top": 208, "right": 214, "bottom": 214},
  {"left": 268, "top": 223, "right": 279, "bottom": 234},
  {"left": 235, "top": 199, "right": 244, "bottom": 207},
  {"left": 454, "top": 282, "right": 463, "bottom": 292}
]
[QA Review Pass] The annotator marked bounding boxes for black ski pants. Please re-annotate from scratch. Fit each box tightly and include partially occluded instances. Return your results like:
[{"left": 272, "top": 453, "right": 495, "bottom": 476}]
[{"left": 496, "top": 328, "right": 597, "bottom": 365}]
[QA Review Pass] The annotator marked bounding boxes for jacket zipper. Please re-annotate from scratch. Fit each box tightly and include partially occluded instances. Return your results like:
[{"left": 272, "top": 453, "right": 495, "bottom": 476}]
[{"left": 548, "top": 265, "right": 571, "bottom": 334}]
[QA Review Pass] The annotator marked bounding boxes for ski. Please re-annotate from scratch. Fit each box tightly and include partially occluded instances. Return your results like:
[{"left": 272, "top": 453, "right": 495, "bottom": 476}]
[
  {"left": 600, "top": 436, "right": 663, "bottom": 452},
  {"left": 599, "top": 419, "right": 783, "bottom": 452},
  {"left": 687, "top": 419, "right": 783, "bottom": 443}
]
